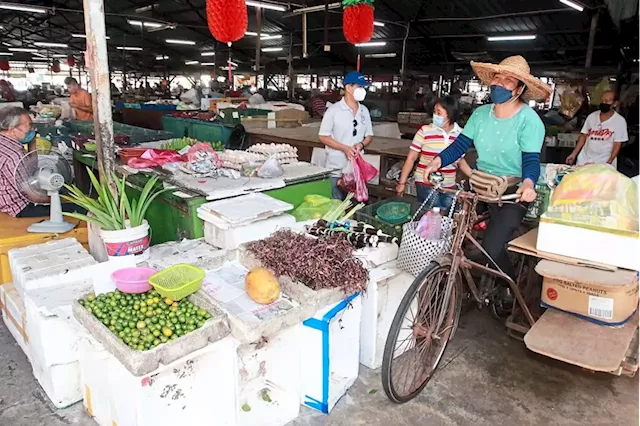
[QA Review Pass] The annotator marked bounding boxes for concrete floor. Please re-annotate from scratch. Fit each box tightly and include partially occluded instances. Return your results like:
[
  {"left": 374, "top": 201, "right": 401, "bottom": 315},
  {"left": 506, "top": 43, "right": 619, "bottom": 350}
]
[{"left": 1, "top": 309, "right": 637, "bottom": 426}]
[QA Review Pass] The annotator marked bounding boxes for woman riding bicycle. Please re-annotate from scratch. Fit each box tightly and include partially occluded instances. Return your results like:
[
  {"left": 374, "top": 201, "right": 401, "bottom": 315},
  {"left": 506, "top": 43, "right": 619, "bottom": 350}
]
[{"left": 423, "top": 55, "right": 552, "bottom": 278}]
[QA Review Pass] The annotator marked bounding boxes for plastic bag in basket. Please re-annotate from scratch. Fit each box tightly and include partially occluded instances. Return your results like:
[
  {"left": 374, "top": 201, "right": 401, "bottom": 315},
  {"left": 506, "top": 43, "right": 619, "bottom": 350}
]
[{"left": 546, "top": 164, "right": 639, "bottom": 232}]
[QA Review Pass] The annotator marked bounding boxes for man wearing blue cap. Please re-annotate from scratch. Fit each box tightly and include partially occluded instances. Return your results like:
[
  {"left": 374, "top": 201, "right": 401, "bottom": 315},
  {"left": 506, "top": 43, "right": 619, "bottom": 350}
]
[{"left": 318, "top": 71, "right": 374, "bottom": 199}]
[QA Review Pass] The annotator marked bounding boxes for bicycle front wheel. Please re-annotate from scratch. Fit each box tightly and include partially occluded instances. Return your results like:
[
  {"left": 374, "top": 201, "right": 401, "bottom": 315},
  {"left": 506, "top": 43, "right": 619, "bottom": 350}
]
[{"left": 381, "top": 261, "right": 461, "bottom": 403}]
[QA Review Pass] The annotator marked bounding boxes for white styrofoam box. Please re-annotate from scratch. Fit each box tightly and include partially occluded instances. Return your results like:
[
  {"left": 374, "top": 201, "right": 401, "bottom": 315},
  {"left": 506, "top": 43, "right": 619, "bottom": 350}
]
[
  {"left": 199, "top": 193, "right": 293, "bottom": 226},
  {"left": 79, "top": 335, "right": 239, "bottom": 426},
  {"left": 360, "top": 264, "right": 414, "bottom": 369},
  {"left": 0, "top": 283, "right": 30, "bottom": 359},
  {"left": 16, "top": 255, "right": 97, "bottom": 297},
  {"left": 31, "top": 356, "right": 82, "bottom": 409},
  {"left": 203, "top": 214, "right": 297, "bottom": 250},
  {"left": 147, "top": 238, "right": 230, "bottom": 271},
  {"left": 300, "top": 293, "right": 362, "bottom": 414},
  {"left": 355, "top": 242, "right": 399, "bottom": 270},
  {"left": 537, "top": 215, "right": 640, "bottom": 271},
  {"left": 8, "top": 238, "right": 84, "bottom": 284},
  {"left": 236, "top": 325, "right": 301, "bottom": 426}
]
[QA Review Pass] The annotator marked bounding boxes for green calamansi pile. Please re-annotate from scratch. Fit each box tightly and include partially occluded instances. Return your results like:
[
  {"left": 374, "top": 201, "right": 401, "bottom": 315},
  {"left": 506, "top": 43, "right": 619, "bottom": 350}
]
[{"left": 78, "top": 289, "right": 212, "bottom": 351}]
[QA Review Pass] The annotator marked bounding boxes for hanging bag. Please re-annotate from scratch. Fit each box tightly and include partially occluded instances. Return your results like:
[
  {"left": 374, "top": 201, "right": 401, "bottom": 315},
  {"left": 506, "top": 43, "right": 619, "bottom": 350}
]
[
  {"left": 469, "top": 170, "right": 520, "bottom": 202},
  {"left": 397, "top": 190, "right": 457, "bottom": 277}
]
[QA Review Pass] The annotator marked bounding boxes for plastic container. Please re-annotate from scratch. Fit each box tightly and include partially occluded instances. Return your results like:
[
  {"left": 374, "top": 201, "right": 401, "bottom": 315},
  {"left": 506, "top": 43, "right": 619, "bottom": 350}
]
[
  {"left": 100, "top": 221, "right": 150, "bottom": 263},
  {"left": 354, "top": 197, "right": 421, "bottom": 241},
  {"left": 118, "top": 148, "right": 148, "bottom": 164},
  {"left": 148, "top": 264, "right": 205, "bottom": 301},
  {"left": 111, "top": 267, "right": 156, "bottom": 294},
  {"left": 376, "top": 201, "right": 411, "bottom": 225},
  {"left": 202, "top": 213, "right": 296, "bottom": 250}
]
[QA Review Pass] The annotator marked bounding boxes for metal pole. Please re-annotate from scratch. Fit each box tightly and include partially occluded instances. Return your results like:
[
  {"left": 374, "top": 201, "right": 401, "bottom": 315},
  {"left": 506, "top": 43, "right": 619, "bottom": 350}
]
[
  {"left": 302, "top": 13, "right": 308, "bottom": 58},
  {"left": 83, "top": 0, "right": 115, "bottom": 183},
  {"left": 585, "top": 11, "right": 599, "bottom": 70},
  {"left": 255, "top": 7, "right": 262, "bottom": 77}
]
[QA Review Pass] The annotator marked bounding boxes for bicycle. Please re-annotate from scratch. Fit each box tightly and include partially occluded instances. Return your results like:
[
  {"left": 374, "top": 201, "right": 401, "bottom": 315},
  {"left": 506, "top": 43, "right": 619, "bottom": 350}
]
[{"left": 381, "top": 173, "right": 536, "bottom": 403}]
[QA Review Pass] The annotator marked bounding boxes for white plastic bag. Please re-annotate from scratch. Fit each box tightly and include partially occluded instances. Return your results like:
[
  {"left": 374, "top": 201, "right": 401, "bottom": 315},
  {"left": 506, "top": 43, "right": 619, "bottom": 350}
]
[{"left": 257, "top": 157, "right": 284, "bottom": 178}]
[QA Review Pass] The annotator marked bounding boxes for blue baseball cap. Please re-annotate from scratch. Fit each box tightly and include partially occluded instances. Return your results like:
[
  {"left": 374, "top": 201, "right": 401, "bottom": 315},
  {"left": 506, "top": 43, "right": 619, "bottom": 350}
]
[{"left": 343, "top": 71, "right": 370, "bottom": 87}]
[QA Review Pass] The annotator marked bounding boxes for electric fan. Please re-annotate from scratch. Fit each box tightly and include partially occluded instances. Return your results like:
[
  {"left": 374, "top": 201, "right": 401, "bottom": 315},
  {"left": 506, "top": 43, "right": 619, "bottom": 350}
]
[{"left": 13, "top": 149, "right": 77, "bottom": 233}]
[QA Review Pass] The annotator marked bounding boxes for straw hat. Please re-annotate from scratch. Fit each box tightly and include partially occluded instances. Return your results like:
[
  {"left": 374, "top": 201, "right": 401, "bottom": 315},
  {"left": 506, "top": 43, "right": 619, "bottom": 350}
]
[{"left": 471, "top": 55, "right": 552, "bottom": 101}]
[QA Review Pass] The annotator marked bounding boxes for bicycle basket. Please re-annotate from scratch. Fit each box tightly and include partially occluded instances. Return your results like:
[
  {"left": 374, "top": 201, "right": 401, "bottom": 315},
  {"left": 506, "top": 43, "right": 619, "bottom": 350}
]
[{"left": 397, "top": 218, "right": 455, "bottom": 277}]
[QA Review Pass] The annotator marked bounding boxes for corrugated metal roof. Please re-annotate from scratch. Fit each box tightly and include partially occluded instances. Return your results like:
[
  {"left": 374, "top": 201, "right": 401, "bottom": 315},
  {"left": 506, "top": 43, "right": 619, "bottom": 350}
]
[{"left": 0, "top": 0, "right": 630, "bottom": 73}]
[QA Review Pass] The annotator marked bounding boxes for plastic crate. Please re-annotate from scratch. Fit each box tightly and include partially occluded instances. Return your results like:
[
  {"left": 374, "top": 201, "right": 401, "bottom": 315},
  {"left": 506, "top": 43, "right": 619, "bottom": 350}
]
[
  {"left": 354, "top": 197, "right": 422, "bottom": 240},
  {"left": 191, "top": 121, "right": 234, "bottom": 146},
  {"left": 148, "top": 264, "right": 205, "bottom": 301}
]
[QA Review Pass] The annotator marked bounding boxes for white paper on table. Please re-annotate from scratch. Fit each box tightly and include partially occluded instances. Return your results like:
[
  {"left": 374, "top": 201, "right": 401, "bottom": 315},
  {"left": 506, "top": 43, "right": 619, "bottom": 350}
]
[{"left": 202, "top": 261, "right": 298, "bottom": 323}]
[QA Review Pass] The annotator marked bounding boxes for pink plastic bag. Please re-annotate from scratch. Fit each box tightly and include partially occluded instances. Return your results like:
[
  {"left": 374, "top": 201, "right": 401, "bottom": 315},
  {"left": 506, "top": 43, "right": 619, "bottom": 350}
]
[
  {"left": 340, "top": 154, "right": 379, "bottom": 202},
  {"left": 128, "top": 149, "right": 184, "bottom": 168}
]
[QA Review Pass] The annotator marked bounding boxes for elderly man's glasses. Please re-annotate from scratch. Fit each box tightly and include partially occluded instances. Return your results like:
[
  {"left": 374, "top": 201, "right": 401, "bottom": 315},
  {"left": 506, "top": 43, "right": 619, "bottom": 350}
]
[{"left": 352, "top": 119, "right": 358, "bottom": 137}]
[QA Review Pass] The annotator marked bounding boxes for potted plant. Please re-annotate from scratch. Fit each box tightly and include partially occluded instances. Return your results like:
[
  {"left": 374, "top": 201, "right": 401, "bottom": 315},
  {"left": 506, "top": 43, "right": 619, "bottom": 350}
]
[{"left": 62, "top": 168, "right": 170, "bottom": 261}]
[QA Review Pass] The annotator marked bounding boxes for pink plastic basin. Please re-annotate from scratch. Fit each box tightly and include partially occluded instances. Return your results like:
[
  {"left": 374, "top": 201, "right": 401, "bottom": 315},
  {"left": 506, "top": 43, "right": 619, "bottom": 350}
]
[{"left": 111, "top": 267, "right": 157, "bottom": 294}]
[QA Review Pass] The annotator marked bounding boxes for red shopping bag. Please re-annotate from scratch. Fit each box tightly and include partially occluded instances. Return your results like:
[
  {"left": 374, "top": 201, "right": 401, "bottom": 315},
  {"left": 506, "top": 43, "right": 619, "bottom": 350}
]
[{"left": 339, "top": 154, "right": 379, "bottom": 202}]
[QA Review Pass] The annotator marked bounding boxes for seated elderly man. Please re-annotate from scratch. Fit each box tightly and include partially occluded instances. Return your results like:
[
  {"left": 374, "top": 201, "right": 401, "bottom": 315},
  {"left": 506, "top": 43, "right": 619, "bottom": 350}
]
[{"left": 0, "top": 107, "right": 82, "bottom": 218}]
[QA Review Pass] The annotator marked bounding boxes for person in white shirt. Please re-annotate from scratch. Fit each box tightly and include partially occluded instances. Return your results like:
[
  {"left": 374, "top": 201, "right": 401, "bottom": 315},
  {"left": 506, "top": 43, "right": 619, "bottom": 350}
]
[
  {"left": 318, "top": 71, "right": 374, "bottom": 199},
  {"left": 566, "top": 90, "right": 629, "bottom": 168}
]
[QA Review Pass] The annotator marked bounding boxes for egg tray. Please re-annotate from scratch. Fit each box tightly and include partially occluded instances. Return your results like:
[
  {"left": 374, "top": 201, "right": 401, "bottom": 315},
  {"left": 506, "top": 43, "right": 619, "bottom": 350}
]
[{"left": 72, "top": 292, "right": 230, "bottom": 377}]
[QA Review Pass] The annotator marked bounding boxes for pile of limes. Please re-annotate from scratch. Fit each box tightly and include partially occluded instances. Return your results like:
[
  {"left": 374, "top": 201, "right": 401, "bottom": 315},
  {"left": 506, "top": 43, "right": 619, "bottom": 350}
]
[{"left": 79, "top": 289, "right": 212, "bottom": 351}]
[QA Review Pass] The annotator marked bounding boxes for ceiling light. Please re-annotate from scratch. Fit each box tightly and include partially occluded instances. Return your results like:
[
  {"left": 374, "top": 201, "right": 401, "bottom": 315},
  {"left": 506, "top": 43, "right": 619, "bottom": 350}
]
[
  {"left": 260, "top": 34, "right": 282, "bottom": 40},
  {"left": 373, "top": 21, "right": 384, "bottom": 27},
  {"left": 0, "top": 52, "right": 13, "bottom": 56},
  {"left": 31, "top": 57, "right": 49, "bottom": 61},
  {"left": 245, "top": 31, "right": 259, "bottom": 36},
  {"left": 201, "top": 62, "right": 216, "bottom": 66},
  {"left": 32, "top": 52, "right": 47, "bottom": 58},
  {"left": 0, "top": 3, "right": 47, "bottom": 13},
  {"left": 71, "top": 33, "right": 110, "bottom": 39},
  {"left": 185, "top": 60, "right": 199, "bottom": 65},
  {"left": 262, "top": 47, "right": 283, "bottom": 52},
  {"left": 135, "top": 3, "right": 158, "bottom": 13},
  {"left": 245, "top": 1, "right": 286, "bottom": 12},
  {"left": 365, "top": 53, "right": 396, "bottom": 58},
  {"left": 8, "top": 47, "right": 38, "bottom": 53},
  {"left": 128, "top": 20, "right": 164, "bottom": 28},
  {"left": 34, "top": 42, "right": 68, "bottom": 48},
  {"left": 559, "top": 0, "right": 584, "bottom": 12},
  {"left": 0, "top": 25, "right": 3, "bottom": 29},
  {"left": 220, "top": 66, "right": 237, "bottom": 70},
  {"left": 291, "top": 2, "right": 339, "bottom": 14},
  {"left": 166, "top": 39, "right": 196, "bottom": 45},
  {"left": 355, "top": 41, "right": 386, "bottom": 47},
  {"left": 52, "top": 54, "right": 67, "bottom": 58},
  {"left": 201, "top": 51, "right": 216, "bottom": 56},
  {"left": 487, "top": 35, "right": 536, "bottom": 41},
  {"left": 228, "top": 61, "right": 238, "bottom": 67},
  {"left": 116, "top": 46, "right": 143, "bottom": 51},
  {"left": 156, "top": 55, "right": 169, "bottom": 60},
  {"left": 2, "top": 42, "right": 12, "bottom": 47}
]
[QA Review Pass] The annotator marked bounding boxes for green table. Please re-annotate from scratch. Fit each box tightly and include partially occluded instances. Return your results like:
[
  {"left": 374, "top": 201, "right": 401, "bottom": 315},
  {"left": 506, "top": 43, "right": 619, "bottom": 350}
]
[{"left": 73, "top": 150, "right": 331, "bottom": 244}]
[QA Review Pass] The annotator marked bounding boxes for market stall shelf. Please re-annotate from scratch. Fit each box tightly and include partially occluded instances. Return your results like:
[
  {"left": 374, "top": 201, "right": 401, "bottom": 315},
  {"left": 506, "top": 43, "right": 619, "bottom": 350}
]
[
  {"left": 79, "top": 334, "right": 239, "bottom": 426},
  {"left": 525, "top": 310, "right": 639, "bottom": 376},
  {"left": 301, "top": 293, "right": 362, "bottom": 414}
]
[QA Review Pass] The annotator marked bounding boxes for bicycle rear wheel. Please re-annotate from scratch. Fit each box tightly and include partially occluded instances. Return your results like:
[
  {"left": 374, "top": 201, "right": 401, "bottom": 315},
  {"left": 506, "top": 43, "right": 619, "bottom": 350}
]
[{"left": 381, "top": 261, "right": 461, "bottom": 403}]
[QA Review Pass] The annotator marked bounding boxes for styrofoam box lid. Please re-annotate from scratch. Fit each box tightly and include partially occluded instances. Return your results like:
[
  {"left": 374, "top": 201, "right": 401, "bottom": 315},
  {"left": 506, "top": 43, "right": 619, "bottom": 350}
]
[
  {"left": 8, "top": 238, "right": 83, "bottom": 262},
  {"left": 21, "top": 256, "right": 97, "bottom": 283},
  {"left": 198, "top": 193, "right": 293, "bottom": 226}
]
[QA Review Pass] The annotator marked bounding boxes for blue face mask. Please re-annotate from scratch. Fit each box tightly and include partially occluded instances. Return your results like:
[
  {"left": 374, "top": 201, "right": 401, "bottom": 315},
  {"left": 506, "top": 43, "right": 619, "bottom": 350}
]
[
  {"left": 432, "top": 114, "right": 447, "bottom": 128},
  {"left": 490, "top": 85, "right": 515, "bottom": 104},
  {"left": 19, "top": 129, "right": 36, "bottom": 144}
]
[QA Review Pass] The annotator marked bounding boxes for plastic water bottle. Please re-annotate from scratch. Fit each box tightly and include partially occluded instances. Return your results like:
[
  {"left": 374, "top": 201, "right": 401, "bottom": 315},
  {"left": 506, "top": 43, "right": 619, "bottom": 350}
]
[{"left": 416, "top": 207, "right": 442, "bottom": 240}]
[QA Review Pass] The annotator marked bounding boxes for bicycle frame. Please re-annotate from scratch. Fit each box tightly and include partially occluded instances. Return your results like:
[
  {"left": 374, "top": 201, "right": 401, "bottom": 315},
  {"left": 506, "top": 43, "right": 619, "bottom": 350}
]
[{"left": 435, "top": 188, "right": 536, "bottom": 327}]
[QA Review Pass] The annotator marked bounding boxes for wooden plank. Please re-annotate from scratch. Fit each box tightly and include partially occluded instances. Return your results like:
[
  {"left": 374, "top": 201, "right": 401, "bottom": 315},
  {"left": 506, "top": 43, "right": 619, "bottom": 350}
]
[{"left": 524, "top": 309, "right": 639, "bottom": 372}]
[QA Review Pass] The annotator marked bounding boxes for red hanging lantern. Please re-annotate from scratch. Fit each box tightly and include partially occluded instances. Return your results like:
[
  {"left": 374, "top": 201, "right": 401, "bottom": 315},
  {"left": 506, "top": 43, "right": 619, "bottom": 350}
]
[
  {"left": 206, "top": 0, "right": 247, "bottom": 44},
  {"left": 342, "top": 0, "right": 375, "bottom": 45},
  {"left": 0, "top": 60, "right": 9, "bottom": 71},
  {"left": 67, "top": 56, "right": 76, "bottom": 67},
  {"left": 51, "top": 60, "right": 61, "bottom": 73}
]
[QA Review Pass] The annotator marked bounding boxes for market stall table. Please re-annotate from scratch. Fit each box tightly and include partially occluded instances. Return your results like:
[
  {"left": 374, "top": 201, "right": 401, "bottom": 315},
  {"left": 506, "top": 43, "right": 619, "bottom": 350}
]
[
  {"left": 0, "top": 213, "right": 88, "bottom": 284},
  {"left": 73, "top": 150, "right": 332, "bottom": 244}
]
